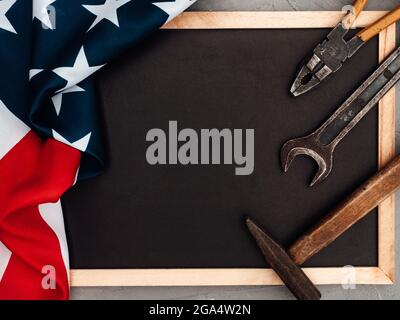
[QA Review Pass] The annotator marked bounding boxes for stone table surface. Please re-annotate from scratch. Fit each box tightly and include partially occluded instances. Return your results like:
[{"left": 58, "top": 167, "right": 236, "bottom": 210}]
[{"left": 71, "top": 0, "right": 400, "bottom": 300}]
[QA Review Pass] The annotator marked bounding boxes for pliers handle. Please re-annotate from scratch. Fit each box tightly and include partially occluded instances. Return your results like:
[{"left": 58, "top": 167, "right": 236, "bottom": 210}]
[
  {"left": 290, "top": 0, "right": 400, "bottom": 96},
  {"left": 358, "top": 5, "right": 400, "bottom": 41},
  {"left": 341, "top": 0, "right": 368, "bottom": 29},
  {"left": 343, "top": 0, "right": 400, "bottom": 41}
]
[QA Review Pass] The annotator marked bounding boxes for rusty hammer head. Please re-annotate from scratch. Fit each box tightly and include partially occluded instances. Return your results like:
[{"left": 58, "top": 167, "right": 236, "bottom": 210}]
[{"left": 245, "top": 216, "right": 321, "bottom": 300}]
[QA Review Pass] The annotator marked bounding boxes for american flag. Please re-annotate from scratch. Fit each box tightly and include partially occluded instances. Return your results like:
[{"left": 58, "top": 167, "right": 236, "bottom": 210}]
[{"left": 0, "top": 0, "right": 195, "bottom": 300}]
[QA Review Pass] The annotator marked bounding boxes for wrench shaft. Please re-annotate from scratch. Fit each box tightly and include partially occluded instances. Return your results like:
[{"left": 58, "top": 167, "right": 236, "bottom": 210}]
[
  {"left": 319, "top": 47, "right": 400, "bottom": 146},
  {"left": 319, "top": 50, "right": 400, "bottom": 146},
  {"left": 281, "top": 47, "right": 400, "bottom": 186}
]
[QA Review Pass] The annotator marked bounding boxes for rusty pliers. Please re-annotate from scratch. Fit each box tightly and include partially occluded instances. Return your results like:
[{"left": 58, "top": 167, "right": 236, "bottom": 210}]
[{"left": 291, "top": 0, "right": 400, "bottom": 96}]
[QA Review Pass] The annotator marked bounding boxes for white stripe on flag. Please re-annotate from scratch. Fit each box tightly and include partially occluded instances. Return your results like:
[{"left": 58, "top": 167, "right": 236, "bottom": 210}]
[
  {"left": 0, "top": 100, "right": 30, "bottom": 160},
  {"left": 39, "top": 201, "right": 70, "bottom": 283},
  {"left": 0, "top": 241, "right": 12, "bottom": 282}
]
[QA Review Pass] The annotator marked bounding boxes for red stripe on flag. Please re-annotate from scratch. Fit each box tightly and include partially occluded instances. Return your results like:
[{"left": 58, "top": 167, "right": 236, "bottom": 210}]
[{"left": 0, "top": 131, "right": 80, "bottom": 300}]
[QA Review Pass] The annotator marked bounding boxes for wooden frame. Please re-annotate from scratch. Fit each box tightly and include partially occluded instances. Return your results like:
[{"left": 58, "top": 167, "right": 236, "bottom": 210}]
[{"left": 71, "top": 11, "right": 396, "bottom": 287}]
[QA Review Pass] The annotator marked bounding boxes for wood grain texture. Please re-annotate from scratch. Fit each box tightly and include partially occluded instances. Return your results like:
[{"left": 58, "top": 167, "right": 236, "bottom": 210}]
[
  {"left": 163, "top": 11, "right": 389, "bottom": 29},
  {"left": 353, "top": 0, "right": 369, "bottom": 16},
  {"left": 70, "top": 11, "right": 396, "bottom": 287},
  {"left": 288, "top": 24, "right": 397, "bottom": 269},
  {"left": 70, "top": 267, "right": 393, "bottom": 286},
  {"left": 288, "top": 155, "right": 400, "bottom": 266},
  {"left": 378, "top": 23, "right": 397, "bottom": 283},
  {"left": 358, "top": 7, "right": 400, "bottom": 41}
]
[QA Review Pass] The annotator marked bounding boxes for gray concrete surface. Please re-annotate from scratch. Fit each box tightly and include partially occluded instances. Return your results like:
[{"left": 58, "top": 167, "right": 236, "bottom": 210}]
[{"left": 71, "top": 0, "right": 400, "bottom": 300}]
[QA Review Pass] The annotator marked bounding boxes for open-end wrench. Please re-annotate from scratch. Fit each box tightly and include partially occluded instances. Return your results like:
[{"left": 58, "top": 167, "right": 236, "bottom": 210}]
[{"left": 281, "top": 47, "right": 400, "bottom": 187}]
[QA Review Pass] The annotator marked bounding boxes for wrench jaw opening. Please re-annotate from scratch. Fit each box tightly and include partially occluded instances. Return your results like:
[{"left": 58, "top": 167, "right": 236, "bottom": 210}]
[{"left": 281, "top": 137, "right": 334, "bottom": 187}]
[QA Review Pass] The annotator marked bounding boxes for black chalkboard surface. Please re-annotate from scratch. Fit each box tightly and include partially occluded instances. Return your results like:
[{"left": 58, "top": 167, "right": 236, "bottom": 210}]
[{"left": 62, "top": 29, "right": 379, "bottom": 270}]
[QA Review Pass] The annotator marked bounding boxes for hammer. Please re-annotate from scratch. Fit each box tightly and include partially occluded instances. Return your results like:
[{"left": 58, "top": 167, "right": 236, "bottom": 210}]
[{"left": 246, "top": 154, "right": 400, "bottom": 300}]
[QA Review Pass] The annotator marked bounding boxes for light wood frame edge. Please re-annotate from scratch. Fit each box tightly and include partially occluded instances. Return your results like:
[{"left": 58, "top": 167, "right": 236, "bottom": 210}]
[
  {"left": 162, "top": 11, "right": 390, "bottom": 29},
  {"left": 70, "top": 11, "right": 396, "bottom": 287},
  {"left": 378, "top": 23, "right": 396, "bottom": 284},
  {"left": 71, "top": 267, "right": 392, "bottom": 287}
]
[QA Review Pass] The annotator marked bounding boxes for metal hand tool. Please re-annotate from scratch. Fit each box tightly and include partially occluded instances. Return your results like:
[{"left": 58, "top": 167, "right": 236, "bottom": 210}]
[
  {"left": 291, "top": 0, "right": 400, "bottom": 96},
  {"left": 246, "top": 218, "right": 321, "bottom": 300},
  {"left": 282, "top": 46, "right": 400, "bottom": 186},
  {"left": 247, "top": 153, "right": 400, "bottom": 300}
]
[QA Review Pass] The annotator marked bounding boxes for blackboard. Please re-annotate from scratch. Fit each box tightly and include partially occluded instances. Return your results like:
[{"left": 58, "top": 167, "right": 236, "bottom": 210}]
[{"left": 61, "top": 12, "right": 396, "bottom": 286}]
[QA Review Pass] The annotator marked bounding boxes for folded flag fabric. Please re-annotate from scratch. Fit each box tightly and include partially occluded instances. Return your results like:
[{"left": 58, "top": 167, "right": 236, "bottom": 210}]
[{"left": 0, "top": 0, "right": 196, "bottom": 300}]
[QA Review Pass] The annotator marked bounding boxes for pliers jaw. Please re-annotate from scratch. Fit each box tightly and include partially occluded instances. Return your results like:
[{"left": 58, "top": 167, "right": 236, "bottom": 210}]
[
  {"left": 290, "top": 54, "right": 333, "bottom": 96},
  {"left": 290, "top": 1, "right": 400, "bottom": 96},
  {"left": 290, "top": 23, "right": 365, "bottom": 96}
]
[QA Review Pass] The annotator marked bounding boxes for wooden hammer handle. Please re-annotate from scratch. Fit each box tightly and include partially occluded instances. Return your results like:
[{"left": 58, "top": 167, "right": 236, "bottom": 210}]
[
  {"left": 289, "top": 154, "right": 400, "bottom": 265},
  {"left": 357, "top": 6, "right": 400, "bottom": 42}
]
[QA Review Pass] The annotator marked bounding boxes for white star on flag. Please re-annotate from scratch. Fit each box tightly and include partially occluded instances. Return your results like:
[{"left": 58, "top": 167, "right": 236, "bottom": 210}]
[
  {"left": 51, "top": 85, "right": 85, "bottom": 116},
  {"left": 0, "top": 100, "right": 30, "bottom": 160},
  {"left": 53, "top": 46, "right": 104, "bottom": 93},
  {"left": 52, "top": 130, "right": 92, "bottom": 152},
  {"left": 29, "top": 69, "right": 43, "bottom": 80},
  {"left": 32, "top": 0, "right": 56, "bottom": 29},
  {"left": 0, "top": 0, "right": 17, "bottom": 34},
  {"left": 0, "top": 241, "right": 12, "bottom": 282},
  {"left": 83, "top": 0, "right": 131, "bottom": 32},
  {"left": 152, "top": 0, "right": 194, "bottom": 24}
]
